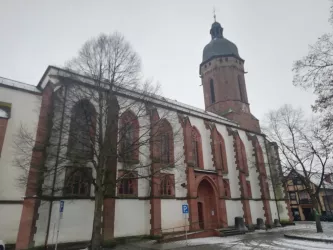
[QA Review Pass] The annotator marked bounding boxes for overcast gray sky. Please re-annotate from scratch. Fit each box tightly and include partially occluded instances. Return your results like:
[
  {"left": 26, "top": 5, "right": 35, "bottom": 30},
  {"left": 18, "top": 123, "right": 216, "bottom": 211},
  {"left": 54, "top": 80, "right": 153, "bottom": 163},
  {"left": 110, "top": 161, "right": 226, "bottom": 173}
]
[{"left": 0, "top": 0, "right": 331, "bottom": 121}]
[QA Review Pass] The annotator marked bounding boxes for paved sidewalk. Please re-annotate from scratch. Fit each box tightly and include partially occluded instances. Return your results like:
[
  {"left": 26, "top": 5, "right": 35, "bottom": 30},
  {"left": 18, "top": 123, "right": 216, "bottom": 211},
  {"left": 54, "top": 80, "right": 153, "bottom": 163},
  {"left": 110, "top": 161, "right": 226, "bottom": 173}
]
[
  {"left": 284, "top": 221, "right": 333, "bottom": 243},
  {"left": 110, "top": 222, "right": 333, "bottom": 250}
]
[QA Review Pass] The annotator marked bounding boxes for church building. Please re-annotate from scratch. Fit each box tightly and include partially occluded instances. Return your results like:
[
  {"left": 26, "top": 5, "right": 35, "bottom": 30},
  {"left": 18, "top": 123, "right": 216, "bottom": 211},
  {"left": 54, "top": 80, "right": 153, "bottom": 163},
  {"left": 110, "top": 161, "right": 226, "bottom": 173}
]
[{"left": 0, "top": 20, "right": 292, "bottom": 249}]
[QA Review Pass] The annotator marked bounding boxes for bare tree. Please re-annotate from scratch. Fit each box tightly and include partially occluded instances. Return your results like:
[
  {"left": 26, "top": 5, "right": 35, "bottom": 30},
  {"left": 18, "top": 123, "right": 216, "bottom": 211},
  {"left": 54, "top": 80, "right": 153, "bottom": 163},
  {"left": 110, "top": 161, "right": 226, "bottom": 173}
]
[
  {"left": 263, "top": 104, "right": 333, "bottom": 233},
  {"left": 293, "top": 2, "right": 333, "bottom": 130},
  {"left": 14, "top": 33, "right": 183, "bottom": 249}
]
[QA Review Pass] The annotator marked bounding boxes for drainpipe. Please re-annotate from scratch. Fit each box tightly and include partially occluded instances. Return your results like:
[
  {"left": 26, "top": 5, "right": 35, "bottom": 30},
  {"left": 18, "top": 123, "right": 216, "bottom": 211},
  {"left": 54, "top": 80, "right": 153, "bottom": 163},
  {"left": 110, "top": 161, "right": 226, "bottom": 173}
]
[
  {"left": 44, "top": 85, "right": 68, "bottom": 248},
  {"left": 264, "top": 139, "right": 280, "bottom": 222}
]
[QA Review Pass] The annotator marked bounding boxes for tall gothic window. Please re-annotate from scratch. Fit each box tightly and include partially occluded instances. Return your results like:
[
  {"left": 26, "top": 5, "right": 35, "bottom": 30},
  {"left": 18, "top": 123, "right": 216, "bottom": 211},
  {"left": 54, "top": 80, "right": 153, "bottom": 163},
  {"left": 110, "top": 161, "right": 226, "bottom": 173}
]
[
  {"left": 160, "top": 133, "right": 170, "bottom": 163},
  {"left": 216, "top": 131, "right": 228, "bottom": 172},
  {"left": 118, "top": 172, "right": 137, "bottom": 195},
  {"left": 192, "top": 127, "right": 203, "bottom": 169},
  {"left": 157, "top": 119, "right": 174, "bottom": 165},
  {"left": 239, "top": 139, "right": 249, "bottom": 175},
  {"left": 238, "top": 75, "right": 245, "bottom": 102},
  {"left": 68, "top": 100, "right": 96, "bottom": 159},
  {"left": 223, "top": 179, "right": 230, "bottom": 198},
  {"left": 210, "top": 79, "right": 216, "bottom": 103},
  {"left": 119, "top": 110, "right": 139, "bottom": 162},
  {"left": 64, "top": 167, "right": 92, "bottom": 196},
  {"left": 160, "top": 174, "right": 174, "bottom": 196}
]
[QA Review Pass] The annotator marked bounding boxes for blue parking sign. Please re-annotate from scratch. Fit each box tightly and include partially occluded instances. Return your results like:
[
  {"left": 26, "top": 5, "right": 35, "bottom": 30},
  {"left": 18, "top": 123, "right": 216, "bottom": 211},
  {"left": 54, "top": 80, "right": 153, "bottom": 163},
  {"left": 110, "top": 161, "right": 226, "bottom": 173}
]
[
  {"left": 182, "top": 204, "right": 189, "bottom": 214},
  {"left": 59, "top": 200, "right": 64, "bottom": 213}
]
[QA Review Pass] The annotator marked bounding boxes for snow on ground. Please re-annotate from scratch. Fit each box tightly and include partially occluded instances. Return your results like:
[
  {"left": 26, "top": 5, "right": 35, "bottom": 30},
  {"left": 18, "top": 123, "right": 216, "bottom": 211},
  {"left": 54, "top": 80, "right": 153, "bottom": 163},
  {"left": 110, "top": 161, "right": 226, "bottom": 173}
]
[
  {"left": 285, "top": 231, "right": 333, "bottom": 241},
  {"left": 157, "top": 236, "right": 333, "bottom": 250},
  {"left": 223, "top": 238, "right": 333, "bottom": 250}
]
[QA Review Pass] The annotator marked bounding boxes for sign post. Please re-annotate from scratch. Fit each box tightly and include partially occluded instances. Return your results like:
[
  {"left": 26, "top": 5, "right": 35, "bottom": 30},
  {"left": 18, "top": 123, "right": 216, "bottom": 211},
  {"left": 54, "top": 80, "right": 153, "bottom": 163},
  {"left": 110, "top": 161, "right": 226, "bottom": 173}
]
[
  {"left": 55, "top": 200, "right": 64, "bottom": 250},
  {"left": 182, "top": 204, "right": 189, "bottom": 246}
]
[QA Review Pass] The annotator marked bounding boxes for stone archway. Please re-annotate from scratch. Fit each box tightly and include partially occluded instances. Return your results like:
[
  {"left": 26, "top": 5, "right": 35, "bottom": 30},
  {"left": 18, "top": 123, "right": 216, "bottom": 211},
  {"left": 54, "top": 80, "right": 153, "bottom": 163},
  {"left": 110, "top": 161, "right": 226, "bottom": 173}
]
[{"left": 197, "top": 179, "right": 218, "bottom": 229}]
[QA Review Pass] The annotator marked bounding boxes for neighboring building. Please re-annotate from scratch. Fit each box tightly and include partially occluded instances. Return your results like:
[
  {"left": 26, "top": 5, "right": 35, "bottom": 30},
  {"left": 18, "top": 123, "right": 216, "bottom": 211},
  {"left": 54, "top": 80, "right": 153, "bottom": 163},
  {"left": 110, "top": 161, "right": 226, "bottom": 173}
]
[
  {"left": 286, "top": 170, "right": 333, "bottom": 221},
  {"left": 0, "top": 77, "right": 41, "bottom": 244},
  {"left": 0, "top": 20, "right": 292, "bottom": 249}
]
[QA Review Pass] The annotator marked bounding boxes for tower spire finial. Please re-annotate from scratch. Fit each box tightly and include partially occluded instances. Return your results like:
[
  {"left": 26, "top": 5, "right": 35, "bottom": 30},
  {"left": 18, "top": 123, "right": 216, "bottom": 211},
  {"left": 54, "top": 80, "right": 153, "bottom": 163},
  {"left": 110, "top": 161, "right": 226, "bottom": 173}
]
[{"left": 213, "top": 7, "right": 216, "bottom": 22}]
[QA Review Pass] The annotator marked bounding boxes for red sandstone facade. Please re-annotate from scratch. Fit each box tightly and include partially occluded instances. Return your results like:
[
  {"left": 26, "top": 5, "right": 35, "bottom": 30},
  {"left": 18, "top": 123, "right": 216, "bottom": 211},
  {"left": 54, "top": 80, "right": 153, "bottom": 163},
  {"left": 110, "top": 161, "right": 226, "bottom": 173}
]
[{"left": 10, "top": 19, "right": 293, "bottom": 250}]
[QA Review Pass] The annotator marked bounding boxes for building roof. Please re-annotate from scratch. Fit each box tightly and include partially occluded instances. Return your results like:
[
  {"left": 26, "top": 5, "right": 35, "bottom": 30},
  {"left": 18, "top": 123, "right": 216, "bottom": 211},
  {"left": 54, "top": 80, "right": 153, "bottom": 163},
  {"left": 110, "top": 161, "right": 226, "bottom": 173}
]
[
  {"left": 0, "top": 76, "right": 40, "bottom": 94},
  {"left": 38, "top": 66, "right": 244, "bottom": 129},
  {"left": 291, "top": 170, "right": 333, "bottom": 190},
  {"left": 202, "top": 21, "right": 240, "bottom": 62}
]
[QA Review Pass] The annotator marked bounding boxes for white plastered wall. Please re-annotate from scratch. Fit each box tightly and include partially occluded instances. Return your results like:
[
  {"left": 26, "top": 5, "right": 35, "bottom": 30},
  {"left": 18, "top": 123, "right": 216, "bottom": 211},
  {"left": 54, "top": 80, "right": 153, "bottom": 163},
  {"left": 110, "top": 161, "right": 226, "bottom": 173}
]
[
  {"left": 0, "top": 87, "right": 41, "bottom": 200},
  {"left": 114, "top": 200, "right": 150, "bottom": 237},
  {"left": 249, "top": 201, "right": 265, "bottom": 223},
  {"left": 161, "top": 200, "right": 187, "bottom": 232},
  {"left": 277, "top": 201, "right": 290, "bottom": 220},
  {"left": 225, "top": 200, "right": 243, "bottom": 226},
  {"left": 0, "top": 204, "right": 23, "bottom": 244},
  {"left": 0, "top": 86, "right": 41, "bottom": 243}
]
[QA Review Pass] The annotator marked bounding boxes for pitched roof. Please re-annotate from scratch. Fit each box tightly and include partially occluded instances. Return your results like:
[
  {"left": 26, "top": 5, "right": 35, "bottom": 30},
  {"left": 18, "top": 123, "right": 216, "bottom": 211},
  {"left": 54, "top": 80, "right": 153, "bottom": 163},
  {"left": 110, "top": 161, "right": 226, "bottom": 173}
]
[
  {"left": 38, "top": 66, "right": 247, "bottom": 130},
  {"left": 291, "top": 170, "right": 333, "bottom": 190},
  {"left": 0, "top": 76, "right": 40, "bottom": 94}
]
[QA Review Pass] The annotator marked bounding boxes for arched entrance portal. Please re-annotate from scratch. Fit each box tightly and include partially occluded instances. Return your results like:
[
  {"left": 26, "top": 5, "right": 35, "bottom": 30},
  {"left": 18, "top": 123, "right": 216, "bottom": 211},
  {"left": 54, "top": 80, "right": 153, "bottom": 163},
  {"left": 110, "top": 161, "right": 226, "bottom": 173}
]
[{"left": 197, "top": 179, "right": 218, "bottom": 229}]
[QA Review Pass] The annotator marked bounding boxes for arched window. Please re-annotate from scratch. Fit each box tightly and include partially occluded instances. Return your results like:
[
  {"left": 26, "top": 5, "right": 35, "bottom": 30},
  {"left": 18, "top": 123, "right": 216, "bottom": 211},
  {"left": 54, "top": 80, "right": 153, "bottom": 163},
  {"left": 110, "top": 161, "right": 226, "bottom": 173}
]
[
  {"left": 238, "top": 75, "right": 244, "bottom": 102},
  {"left": 240, "top": 139, "right": 249, "bottom": 175},
  {"left": 160, "top": 174, "right": 174, "bottom": 196},
  {"left": 118, "top": 171, "right": 137, "bottom": 196},
  {"left": 216, "top": 132, "right": 228, "bottom": 173},
  {"left": 64, "top": 167, "right": 92, "bottom": 196},
  {"left": 223, "top": 179, "right": 230, "bottom": 198},
  {"left": 210, "top": 79, "right": 216, "bottom": 104},
  {"left": 157, "top": 119, "right": 174, "bottom": 165},
  {"left": 191, "top": 127, "right": 203, "bottom": 169},
  {"left": 119, "top": 110, "right": 139, "bottom": 162},
  {"left": 68, "top": 100, "right": 96, "bottom": 159}
]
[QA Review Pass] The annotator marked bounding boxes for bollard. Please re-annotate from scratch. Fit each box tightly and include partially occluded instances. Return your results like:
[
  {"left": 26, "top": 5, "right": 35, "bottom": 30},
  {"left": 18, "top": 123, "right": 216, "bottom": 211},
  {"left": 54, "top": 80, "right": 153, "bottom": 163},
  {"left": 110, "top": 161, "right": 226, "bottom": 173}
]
[
  {"left": 274, "top": 219, "right": 282, "bottom": 227},
  {"left": 235, "top": 217, "right": 248, "bottom": 232},
  {"left": 256, "top": 218, "right": 266, "bottom": 230}
]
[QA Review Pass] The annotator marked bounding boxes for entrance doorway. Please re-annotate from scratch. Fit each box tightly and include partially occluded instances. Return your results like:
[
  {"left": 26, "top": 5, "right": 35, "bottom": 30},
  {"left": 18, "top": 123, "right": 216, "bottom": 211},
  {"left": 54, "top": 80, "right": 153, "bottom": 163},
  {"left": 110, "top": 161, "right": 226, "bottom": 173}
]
[
  {"left": 198, "top": 202, "right": 204, "bottom": 229},
  {"left": 197, "top": 179, "right": 217, "bottom": 229},
  {"left": 302, "top": 208, "right": 313, "bottom": 221}
]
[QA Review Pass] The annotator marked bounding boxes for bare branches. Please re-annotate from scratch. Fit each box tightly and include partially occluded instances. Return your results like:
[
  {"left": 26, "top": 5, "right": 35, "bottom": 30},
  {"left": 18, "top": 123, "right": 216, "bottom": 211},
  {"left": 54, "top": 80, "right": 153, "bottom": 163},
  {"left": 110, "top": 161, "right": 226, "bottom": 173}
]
[
  {"left": 293, "top": 3, "right": 333, "bottom": 130},
  {"left": 264, "top": 104, "right": 333, "bottom": 193},
  {"left": 14, "top": 32, "right": 183, "bottom": 248}
]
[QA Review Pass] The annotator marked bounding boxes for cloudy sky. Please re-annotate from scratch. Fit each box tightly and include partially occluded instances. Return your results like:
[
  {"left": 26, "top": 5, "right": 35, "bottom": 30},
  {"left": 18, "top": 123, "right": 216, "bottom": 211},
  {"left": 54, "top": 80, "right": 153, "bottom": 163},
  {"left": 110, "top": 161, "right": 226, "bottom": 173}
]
[{"left": 0, "top": 0, "right": 331, "bottom": 121}]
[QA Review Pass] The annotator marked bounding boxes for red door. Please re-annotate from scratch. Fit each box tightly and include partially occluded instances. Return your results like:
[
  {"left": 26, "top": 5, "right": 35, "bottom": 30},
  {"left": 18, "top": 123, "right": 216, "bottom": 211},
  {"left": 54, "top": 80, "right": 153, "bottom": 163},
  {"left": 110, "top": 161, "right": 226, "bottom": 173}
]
[
  {"left": 197, "top": 180, "right": 217, "bottom": 229},
  {"left": 198, "top": 202, "right": 204, "bottom": 229}
]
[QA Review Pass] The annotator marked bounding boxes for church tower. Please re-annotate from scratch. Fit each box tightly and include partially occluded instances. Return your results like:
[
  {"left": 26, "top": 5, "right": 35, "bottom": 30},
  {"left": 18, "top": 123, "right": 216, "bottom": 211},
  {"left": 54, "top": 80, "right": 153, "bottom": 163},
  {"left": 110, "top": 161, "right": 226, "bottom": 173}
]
[{"left": 200, "top": 20, "right": 260, "bottom": 133}]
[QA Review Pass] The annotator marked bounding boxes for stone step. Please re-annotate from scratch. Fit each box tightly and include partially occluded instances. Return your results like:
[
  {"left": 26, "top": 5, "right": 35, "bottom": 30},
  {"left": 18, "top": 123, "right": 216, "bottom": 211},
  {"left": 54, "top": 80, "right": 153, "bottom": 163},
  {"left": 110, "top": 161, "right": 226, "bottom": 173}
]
[
  {"left": 219, "top": 228, "right": 245, "bottom": 237},
  {"left": 159, "top": 229, "right": 219, "bottom": 243}
]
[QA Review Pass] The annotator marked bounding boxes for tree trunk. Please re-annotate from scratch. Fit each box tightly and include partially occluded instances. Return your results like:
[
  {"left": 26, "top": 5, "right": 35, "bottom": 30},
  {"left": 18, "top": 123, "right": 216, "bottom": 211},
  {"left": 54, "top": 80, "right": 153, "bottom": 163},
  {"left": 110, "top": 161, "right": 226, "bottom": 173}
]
[
  {"left": 316, "top": 193, "right": 324, "bottom": 213},
  {"left": 311, "top": 196, "right": 323, "bottom": 233},
  {"left": 91, "top": 184, "right": 104, "bottom": 249}
]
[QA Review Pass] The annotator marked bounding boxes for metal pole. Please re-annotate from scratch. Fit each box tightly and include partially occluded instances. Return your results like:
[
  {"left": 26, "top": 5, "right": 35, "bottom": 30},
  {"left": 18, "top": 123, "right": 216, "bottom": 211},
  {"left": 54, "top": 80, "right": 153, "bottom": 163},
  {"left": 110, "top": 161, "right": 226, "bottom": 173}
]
[
  {"left": 185, "top": 214, "right": 188, "bottom": 246},
  {"left": 55, "top": 209, "right": 62, "bottom": 250}
]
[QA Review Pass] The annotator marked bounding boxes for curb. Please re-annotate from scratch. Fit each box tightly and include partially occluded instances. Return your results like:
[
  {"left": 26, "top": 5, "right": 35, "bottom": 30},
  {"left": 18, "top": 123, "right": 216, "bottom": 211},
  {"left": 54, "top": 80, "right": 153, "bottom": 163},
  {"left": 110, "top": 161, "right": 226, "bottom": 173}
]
[{"left": 284, "top": 233, "right": 333, "bottom": 243}]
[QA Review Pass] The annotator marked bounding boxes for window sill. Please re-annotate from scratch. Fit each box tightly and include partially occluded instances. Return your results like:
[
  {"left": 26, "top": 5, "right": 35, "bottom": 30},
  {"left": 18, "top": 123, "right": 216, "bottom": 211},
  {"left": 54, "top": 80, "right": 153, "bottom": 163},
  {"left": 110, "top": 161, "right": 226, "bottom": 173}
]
[
  {"left": 61, "top": 195, "right": 93, "bottom": 199},
  {"left": 117, "top": 194, "right": 138, "bottom": 198}
]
